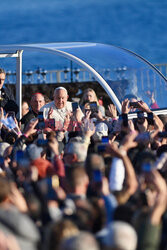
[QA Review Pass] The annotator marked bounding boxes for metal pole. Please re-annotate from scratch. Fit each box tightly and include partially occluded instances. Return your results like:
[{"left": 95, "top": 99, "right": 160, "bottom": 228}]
[
  {"left": 16, "top": 50, "right": 23, "bottom": 120},
  {"left": 70, "top": 61, "right": 73, "bottom": 83}
]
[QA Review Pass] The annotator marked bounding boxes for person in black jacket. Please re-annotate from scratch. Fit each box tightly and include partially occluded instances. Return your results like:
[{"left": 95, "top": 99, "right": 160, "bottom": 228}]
[
  {"left": 0, "top": 68, "right": 18, "bottom": 112},
  {"left": 20, "top": 93, "right": 45, "bottom": 131}
]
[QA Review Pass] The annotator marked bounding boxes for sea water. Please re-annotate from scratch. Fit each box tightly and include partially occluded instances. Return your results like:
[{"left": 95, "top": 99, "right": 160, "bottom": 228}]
[{"left": 0, "top": 0, "right": 167, "bottom": 71}]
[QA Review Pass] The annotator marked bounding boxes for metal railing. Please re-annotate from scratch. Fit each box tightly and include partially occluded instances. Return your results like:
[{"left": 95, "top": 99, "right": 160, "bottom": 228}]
[
  {"left": 4, "top": 63, "right": 167, "bottom": 85},
  {"left": 5, "top": 67, "right": 94, "bottom": 84}
]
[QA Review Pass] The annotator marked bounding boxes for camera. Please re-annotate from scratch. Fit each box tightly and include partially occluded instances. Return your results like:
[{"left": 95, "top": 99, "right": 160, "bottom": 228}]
[{"left": 129, "top": 102, "right": 140, "bottom": 108}]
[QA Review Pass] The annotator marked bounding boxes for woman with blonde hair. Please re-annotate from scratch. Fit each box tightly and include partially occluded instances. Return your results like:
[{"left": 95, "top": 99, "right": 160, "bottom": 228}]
[{"left": 80, "top": 88, "right": 105, "bottom": 116}]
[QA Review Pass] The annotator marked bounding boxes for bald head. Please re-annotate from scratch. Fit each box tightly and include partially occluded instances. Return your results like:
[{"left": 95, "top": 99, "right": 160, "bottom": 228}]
[
  {"left": 30, "top": 93, "right": 45, "bottom": 114},
  {"left": 54, "top": 87, "right": 68, "bottom": 109}
]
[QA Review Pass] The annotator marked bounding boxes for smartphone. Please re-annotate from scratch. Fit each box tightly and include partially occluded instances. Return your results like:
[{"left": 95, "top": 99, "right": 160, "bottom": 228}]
[
  {"left": 16, "top": 150, "right": 24, "bottom": 162},
  {"left": 38, "top": 175, "right": 59, "bottom": 200},
  {"left": 72, "top": 102, "right": 79, "bottom": 112},
  {"left": 119, "top": 113, "right": 128, "bottom": 127},
  {"left": 16, "top": 150, "right": 29, "bottom": 168},
  {"left": 89, "top": 102, "right": 98, "bottom": 113},
  {"left": 147, "top": 112, "right": 154, "bottom": 125},
  {"left": 129, "top": 102, "right": 140, "bottom": 108},
  {"left": 36, "top": 111, "right": 45, "bottom": 129},
  {"left": 7, "top": 111, "right": 15, "bottom": 119},
  {"left": 45, "top": 119, "right": 55, "bottom": 130},
  {"left": 51, "top": 175, "right": 59, "bottom": 189},
  {"left": 142, "top": 162, "right": 152, "bottom": 172},
  {"left": 101, "top": 136, "right": 109, "bottom": 143},
  {"left": 37, "top": 139, "right": 48, "bottom": 147},
  {"left": 93, "top": 170, "right": 102, "bottom": 182},
  {"left": 97, "top": 144, "right": 107, "bottom": 153},
  {"left": 158, "top": 131, "right": 167, "bottom": 138},
  {"left": 0, "top": 156, "right": 4, "bottom": 169}
]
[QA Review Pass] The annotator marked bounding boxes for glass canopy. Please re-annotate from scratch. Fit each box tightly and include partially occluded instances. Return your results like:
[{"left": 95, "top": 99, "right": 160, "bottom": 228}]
[{"left": 0, "top": 42, "right": 166, "bottom": 114}]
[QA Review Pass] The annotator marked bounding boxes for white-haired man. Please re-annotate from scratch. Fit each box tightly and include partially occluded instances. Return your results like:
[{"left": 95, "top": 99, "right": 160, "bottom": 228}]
[
  {"left": 41, "top": 87, "right": 71, "bottom": 122},
  {"left": 41, "top": 87, "right": 83, "bottom": 131}
]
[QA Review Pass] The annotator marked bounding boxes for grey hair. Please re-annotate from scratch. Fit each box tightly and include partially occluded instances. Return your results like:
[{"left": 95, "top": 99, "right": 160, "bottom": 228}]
[
  {"left": 59, "top": 231, "right": 100, "bottom": 250},
  {"left": 54, "top": 87, "right": 68, "bottom": 96},
  {"left": 66, "top": 142, "right": 88, "bottom": 162}
]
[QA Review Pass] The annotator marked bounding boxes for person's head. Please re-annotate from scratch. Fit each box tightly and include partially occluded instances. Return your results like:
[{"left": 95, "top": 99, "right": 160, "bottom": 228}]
[
  {"left": 92, "top": 122, "right": 108, "bottom": 142},
  {"left": 0, "top": 176, "right": 11, "bottom": 203},
  {"left": 30, "top": 93, "right": 45, "bottom": 114},
  {"left": 64, "top": 142, "right": 88, "bottom": 166},
  {"left": 3, "top": 145, "right": 13, "bottom": 168},
  {"left": 54, "top": 87, "right": 68, "bottom": 109},
  {"left": 81, "top": 88, "right": 98, "bottom": 105},
  {"left": 22, "top": 101, "right": 29, "bottom": 116},
  {"left": 47, "top": 219, "right": 79, "bottom": 250},
  {"left": 97, "top": 221, "right": 137, "bottom": 250},
  {"left": 59, "top": 231, "right": 100, "bottom": 250},
  {"left": 0, "top": 68, "right": 6, "bottom": 90},
  {"left": 66, "top": 166, "right": 89, "bottom": 193},
  {"left": 85, "top": 153, "right": 105, "bottom": 181}
]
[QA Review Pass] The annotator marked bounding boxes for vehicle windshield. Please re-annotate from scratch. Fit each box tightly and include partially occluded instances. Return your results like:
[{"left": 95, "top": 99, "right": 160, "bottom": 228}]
[
  {"left": 58, "top": 42, "right": 167, "bottom": 109},
  {"left": 0, "top": 42, "right": 166, "bottom": 110}
]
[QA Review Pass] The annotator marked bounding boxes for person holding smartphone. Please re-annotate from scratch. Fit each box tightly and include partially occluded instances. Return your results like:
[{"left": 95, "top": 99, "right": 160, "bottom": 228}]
[
  {"left": 80, "top": 88, "right": 105, "bottom": 117},
  {"left": 40, "top": 87, "right": 83, "bottom": 132}
]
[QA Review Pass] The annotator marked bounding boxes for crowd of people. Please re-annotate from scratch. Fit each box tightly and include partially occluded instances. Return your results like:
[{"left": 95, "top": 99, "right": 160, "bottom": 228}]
[{"left": 0, "top": 67, "right": 167, "bottom": 250}]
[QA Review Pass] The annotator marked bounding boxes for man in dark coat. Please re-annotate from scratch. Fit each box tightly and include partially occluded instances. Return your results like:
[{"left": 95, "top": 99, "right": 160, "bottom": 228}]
[
  {"left": 0, "top": 68, "right": 18, "bottom": 114},
  {"left": 20, "top": 93, "right": 45, "bottom": 130}
]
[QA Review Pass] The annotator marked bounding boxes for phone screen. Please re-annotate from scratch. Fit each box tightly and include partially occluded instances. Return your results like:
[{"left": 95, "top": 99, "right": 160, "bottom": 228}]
[
  {"left": 147, "top": 112, "right": 154, "bottom": 125},
  {"left": 93, "top": 170, "right": 102, "bottom": 182},
  {"left": 101, "top": 136, "right": 109, "bottom": 143},
  {"left": 72, "top": 102, "right": 79, "bottom": 112},
  {"left": 89, "top": 102, "right": 98, "bottom": 112},
  {"left": 36, "top": 112, "right": 45, "bottom": 129},
  {"left": 119, "top": 113, "right": 128, "bottom": 127},
  {"left": 142, "top": 162, "right": 152, "bottom": 172}
]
